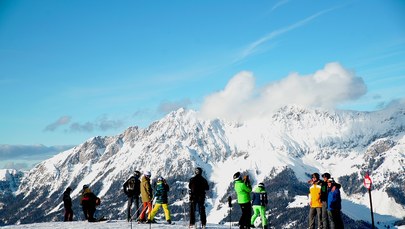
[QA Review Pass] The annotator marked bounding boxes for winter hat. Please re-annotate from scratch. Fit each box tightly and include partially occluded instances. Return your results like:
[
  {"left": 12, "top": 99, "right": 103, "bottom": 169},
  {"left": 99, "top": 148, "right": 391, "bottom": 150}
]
[
  {"left": 157, "top": 177, "right": 164, "bottom": 182},
  {"left": 327, "top": 178, "right": 335, "bottom": 183},
  {"left": 322, "top": 173, "right": 331, "bottom": 179},
  {"left": 83, "top": 184, "right": 89, "bottom": 189},
  {"left": 233, "top": 172, "right": 241, "bottom": 181},
  {"left": 195, "top": 167, "right": 202, "bottom": 175},
  {"left": 134, "top": 171, "right": 141, "bottom": 177},
  {"left": 66, "top": 187, "right": 72, "bottom": 192},
  {"left": 258, "top": 183, "right": 265, "bottom": 188},
  {"left": 144, "top": 171, "right": 151, "bottom": 177}
]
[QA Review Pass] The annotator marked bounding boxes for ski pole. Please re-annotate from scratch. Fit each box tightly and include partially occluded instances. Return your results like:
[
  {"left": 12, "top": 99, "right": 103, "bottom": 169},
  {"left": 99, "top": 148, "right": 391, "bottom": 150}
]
[
  {"left": 228, "top": 196, "right": 232, "bottom": 229},
  {"left": 131, "top": 200, "right": 144, "bottom": 222}
]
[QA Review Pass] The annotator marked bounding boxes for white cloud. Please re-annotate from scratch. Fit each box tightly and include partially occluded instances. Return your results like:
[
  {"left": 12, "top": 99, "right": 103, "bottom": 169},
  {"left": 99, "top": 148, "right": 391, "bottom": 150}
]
[
  {"left": 236, "top": 7, "right": 337, "bottom": 63},
  {"left": 44, "top": 116, "right": 71, "bottom": 131},
  {"left": 199, "top": 62, "right": 367, "bottom": 121}
]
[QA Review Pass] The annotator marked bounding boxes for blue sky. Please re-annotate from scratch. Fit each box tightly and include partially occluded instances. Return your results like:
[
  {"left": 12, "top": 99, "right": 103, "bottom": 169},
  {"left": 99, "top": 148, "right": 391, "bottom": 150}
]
[{"left": 1, "top": 0, "right": 404, "bottom": 150}]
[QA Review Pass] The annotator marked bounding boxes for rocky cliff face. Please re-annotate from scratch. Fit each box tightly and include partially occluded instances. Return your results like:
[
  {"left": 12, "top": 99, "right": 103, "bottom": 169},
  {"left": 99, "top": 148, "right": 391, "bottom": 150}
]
[{"left": 1, "top": 105, "right": 404, "bottom": 228}]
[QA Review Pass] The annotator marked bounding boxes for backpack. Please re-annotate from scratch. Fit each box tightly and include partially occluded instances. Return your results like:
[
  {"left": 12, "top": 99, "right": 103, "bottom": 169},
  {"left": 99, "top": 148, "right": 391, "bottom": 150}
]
[
  {"left": 128, "top": 177, "right": 136, "bottom": 191},
  {"left": 259, "top": 192, "right": 267, "bottom": 206}
]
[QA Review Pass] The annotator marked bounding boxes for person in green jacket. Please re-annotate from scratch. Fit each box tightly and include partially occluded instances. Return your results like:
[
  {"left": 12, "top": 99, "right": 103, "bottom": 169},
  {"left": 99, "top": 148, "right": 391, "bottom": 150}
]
[
  {"left": 250, "top": 183, "right": 268, "bottom": 229},
  {"left": 233, "top": 172, "right": 252, "bottom": 229}
]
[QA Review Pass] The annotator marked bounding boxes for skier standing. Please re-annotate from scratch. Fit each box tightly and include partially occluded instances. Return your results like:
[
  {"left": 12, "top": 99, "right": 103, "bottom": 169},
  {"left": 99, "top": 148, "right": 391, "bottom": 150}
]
[
  {"left": 308, "top": 173, "right": 322, "bottom": 229},
  {"left": 148, "top": 177, "right": 172, "bottom": 224},
  {"left": 189, "top": 167, "right": 209, "bottom": 229},
  {"left": 63, "top": 187, "right": 73, "bottom": 221},
  {"left": 250, "top": 183, "right": 268, "bottom": 229},
  {"left": 123, "top": 170, "right": 141, "bottom": 221},
  {"left": 233, "top": 172, "right": 252, "bottom": 229},
  {"left": 321, "top": 173, "right": 331, "bottom": 229},
  {"left": 138, "top": 170, "right": 153, "bottom": 223},
  {"left": 327, "top": 178, "right": 344, "bottom": 229}
]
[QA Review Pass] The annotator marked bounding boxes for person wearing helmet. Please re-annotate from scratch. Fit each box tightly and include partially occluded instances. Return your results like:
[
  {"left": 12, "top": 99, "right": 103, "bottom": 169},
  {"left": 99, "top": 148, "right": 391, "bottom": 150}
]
[
  {"left": 250, "top": 183, "right": 268, "bottom": 228},
  {"left": 148, "top": 177, "right": 172, "bottom": 224},
  {"left": 189, "top": 167, "right": 209, "bottom": 229},
  {"left": 138, "top": 170, "right": 153, "bottom": 223},
  {"left": 233, "top": 172, "right": 252, "bottom": 229},
  {"left": 123, "top": 170, "right": 141, "bottom": 221}
]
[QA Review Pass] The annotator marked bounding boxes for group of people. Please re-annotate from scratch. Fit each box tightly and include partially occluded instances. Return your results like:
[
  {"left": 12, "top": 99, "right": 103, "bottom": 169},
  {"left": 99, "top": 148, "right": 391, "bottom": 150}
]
[
  {"left": 308, "top": 172, "right": 344, "bottom": 229},
  {"left": 122, "top": 170, "right": 173, "bottom": 224},
  {"left": 233, "top": 171, "right": 269, "bottom": 229},
  {"left": 62, "top": 168, "right": 343, "bottom": 229},
  {"left": 122, "top": 167, "right": 209, "bottom": 228},
  {"left": 62, "top": 184, "right": 102, "bottom": 222}
]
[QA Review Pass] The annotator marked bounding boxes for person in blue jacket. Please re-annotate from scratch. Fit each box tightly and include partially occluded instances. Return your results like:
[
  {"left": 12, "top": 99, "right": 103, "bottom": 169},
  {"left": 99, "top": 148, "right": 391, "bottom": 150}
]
[
  {"left": 327, "top": 178, "right": 344, "bottom": 229},
  {"left": 250, "top": 182, "right": 268, "bottom": 229}
]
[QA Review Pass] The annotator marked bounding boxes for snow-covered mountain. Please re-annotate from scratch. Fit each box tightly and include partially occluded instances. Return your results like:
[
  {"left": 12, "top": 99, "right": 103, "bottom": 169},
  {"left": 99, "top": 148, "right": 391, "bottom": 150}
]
[{"left": 1, "top": 104, "right": 404, "bottom": 228}]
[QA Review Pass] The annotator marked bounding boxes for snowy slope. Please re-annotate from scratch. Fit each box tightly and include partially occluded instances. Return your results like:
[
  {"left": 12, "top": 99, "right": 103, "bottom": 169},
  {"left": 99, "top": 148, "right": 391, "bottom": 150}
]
[
  {"left": 0, "top": 220, "right": 231, "bottom": 229},
  {"left": 1, "top": 104, "right": 405, "bottom": 228}
]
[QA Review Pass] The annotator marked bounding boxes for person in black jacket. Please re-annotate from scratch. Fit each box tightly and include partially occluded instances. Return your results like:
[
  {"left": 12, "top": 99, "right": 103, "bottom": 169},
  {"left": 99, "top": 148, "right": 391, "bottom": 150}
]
[
  {"left": 63, "top": 187, "right": 73, "bottom": 221},
  {"left": 123, "top": 171, "right": 141, "bottom": 221},
  {"left": 81, "top": 186, "right": 100, "bottom": 222},
  {"left": 189, "top": 167, "right": 209, "bottom": 229},
  {"left": 321, "top": 173, "right": 331, "bottom": 229}
]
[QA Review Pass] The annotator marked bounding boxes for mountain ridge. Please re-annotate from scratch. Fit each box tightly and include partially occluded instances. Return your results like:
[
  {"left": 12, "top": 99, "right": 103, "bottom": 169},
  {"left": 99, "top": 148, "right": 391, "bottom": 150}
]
[{"left": 1, "top": 104, "right": 404, "bottom": 228}]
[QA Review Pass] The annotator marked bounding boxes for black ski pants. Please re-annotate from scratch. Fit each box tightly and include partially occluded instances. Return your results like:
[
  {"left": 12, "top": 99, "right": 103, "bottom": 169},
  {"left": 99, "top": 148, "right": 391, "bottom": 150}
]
[
  {"left": 239, "top": 202, "right": 252, "bottom": 228},
  {"left": 189, "top": 196, "right": 206, "bottom": 226},
  {"left": 64, "top": 207, "right": 73, "bottom": 221},
  {"left": 127, "top": 195, "right": 140, "bottom": 220}
]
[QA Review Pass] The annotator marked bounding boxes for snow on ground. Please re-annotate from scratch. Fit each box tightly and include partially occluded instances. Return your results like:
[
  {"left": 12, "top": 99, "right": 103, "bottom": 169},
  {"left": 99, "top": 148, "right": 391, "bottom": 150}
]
[
  {"left": 2, "top": 220, "right": 405, "bottom": 229},
  {"left": 286, "top": 195, "right": 308, "bottom": 208},
  {"left": 1, "top": 220, "right": 232, "bottom": 229}
]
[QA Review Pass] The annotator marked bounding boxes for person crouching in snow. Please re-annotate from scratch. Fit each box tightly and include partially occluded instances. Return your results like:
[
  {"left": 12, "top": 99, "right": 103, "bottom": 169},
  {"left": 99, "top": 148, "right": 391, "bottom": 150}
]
[
  {"left": 250, "top": 183, "right": 268, "bottom": 228},
  {"left": 81, "top": 185, "right": 101, "bottom": 222},
  {"left": 148, "top": 177, "right": 172, "bottom": 224}
]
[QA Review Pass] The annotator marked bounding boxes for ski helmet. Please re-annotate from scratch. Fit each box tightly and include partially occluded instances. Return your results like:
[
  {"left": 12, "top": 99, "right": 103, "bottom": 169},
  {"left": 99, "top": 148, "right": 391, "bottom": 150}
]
[
  {"left": 144, "top": 170, "right": 151, "bottom": 177},
  {"left": 258, "top": 183, "right": 265, "bottom": 188},
  {"left": 233, "top": 172, "right": 241, "bottom": 181},
  {"left": 83, "top": 184, "right": 89, "bottom": 189},
  {"left": 157, "top": 177, "right": 164, "bottom": 182},
  {"left": 195, "top": 167, "right": 202, "bottom": 175}
]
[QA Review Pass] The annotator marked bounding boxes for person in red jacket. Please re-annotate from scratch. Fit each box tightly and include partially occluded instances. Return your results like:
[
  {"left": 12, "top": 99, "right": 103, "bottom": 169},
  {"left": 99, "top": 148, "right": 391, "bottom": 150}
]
[{"left": 80, "top": 185, "right": 101, "bottom": 222}]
